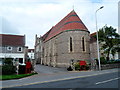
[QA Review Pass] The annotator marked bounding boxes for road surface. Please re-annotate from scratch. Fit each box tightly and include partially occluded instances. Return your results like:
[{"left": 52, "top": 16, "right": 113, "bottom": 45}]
[{"left": 10, "top": 71, "right": 119, "bottom": 88}]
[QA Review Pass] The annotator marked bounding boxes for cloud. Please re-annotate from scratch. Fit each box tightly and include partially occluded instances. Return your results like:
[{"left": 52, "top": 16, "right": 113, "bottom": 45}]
[
  {"left": 0, "top": 0, "right": 119, "bottom": 48},
  {"left": 118, "top": 1, "right": 120, "bottom": 34},
  {"left": 74, "top": 0, "right": 119, "bottom": 33},
  {"left": 0, "top": 17, "right": 2, "bottom": 33},
  {"left": 1, "top": 17, "right": 20, "bottom": 34}
]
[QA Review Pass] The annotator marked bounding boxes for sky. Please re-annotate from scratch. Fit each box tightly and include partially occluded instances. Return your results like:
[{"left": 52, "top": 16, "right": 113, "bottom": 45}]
[
  {"left": 118, "top": 1, "right": 120, "bottom": 34},
  {"left": 0, "top": 0, "right": 119, "bottom": 48}
]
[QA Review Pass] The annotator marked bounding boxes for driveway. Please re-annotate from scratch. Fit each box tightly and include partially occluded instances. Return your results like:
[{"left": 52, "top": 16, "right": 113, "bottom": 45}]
[{"left": 34, "top": 64, "right": 68, "bottom": 74}]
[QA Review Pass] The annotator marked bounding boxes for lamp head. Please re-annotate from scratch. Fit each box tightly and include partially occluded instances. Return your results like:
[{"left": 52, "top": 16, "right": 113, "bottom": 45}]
[{"left": 100, "top": 6, "right": 104, "bottom": 9}]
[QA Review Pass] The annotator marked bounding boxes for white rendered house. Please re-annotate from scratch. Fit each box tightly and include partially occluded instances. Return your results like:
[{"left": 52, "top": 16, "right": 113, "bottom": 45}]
[{"left": 0, "top": 34, "right": 26, "bottom": 65}]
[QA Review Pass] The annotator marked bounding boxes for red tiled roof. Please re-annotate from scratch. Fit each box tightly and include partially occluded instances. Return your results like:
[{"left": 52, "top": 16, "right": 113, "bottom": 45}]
[
  {"left": 90, "top": 32, "right": 96, "bottom": 36},
  {"left": 28, "top": 49, "right": 34, "bottom": 52},
  {"left": 42, "top": 27, "right": 53, "bottom": 41},
  {"left": 90, "top": 32, "right": 97, "bottom": 43},
  {"left": 42, "top": 10, "right": 88, "bottom": 42},
  {"left": 0, "top": 34, "right": 25, "bottom": 46}
]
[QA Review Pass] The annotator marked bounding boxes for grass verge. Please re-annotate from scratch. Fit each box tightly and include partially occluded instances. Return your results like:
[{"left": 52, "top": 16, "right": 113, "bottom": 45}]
[{"left": 0, "top": 72, "right": 38, "bottom": 80}]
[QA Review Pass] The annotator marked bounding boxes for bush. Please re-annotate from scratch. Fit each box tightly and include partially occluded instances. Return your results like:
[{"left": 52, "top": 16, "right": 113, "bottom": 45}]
[
  {"left": 79, "top": 65, "right": 90, "bottom": 70},
  {"left": 4, "top": 58, "right": 13, "bottom": 65},
  {"left": 95, "top": 57, "right": 107, "bottom": 64},
  {"left": 86, "top": 65, "right": 90, "bottom": 70},
  {"left": 2, "top": 65, "right": 16, "bottom": 75},
  {"left": 100, "top": 57, "right": 107, "bottom": 64},
  {"left": 74, "top": 62, "right": 80, "bottom": 70},
  {"left": 74, "top": 62, "right": 90, "bottom": 70}
]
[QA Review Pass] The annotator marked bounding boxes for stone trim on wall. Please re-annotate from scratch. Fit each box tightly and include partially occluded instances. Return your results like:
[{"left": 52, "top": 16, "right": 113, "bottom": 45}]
[{"left": 44, "top": 29, "right": 90, "bottom": 43}]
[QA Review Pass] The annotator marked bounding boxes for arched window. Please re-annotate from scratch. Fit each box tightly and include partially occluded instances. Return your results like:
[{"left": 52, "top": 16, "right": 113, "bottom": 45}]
[
  {"left": 82, "top": 37, "right": 85, "bottom": 51},
  {"left": 70, "top": 37, "right": 73, "bottom": 52}
]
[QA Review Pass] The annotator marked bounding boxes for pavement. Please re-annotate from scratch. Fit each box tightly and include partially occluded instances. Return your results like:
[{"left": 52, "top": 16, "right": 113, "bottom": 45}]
[
  {"left": 1, "top": 64, "right": 119, "bottom": 88},
  {"left": 35, "top": 64, "right": 68, "bottom": 74}
]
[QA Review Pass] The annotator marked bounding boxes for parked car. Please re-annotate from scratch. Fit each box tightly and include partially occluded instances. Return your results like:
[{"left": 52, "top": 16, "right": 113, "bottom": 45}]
[
  {"left": 107, "top": 59, "right": 120, "bottom": 64},
  {"left": 114, "top": 59, "right": 120, "bottom": 63},
  {"left": 115, "top": 59, "right": 120, "bottom": 61}
]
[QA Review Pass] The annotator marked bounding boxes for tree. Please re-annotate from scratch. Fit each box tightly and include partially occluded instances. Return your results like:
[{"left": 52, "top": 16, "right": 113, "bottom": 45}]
[{"left": 98, "top": 25, "right": 120, "bottom": 60}]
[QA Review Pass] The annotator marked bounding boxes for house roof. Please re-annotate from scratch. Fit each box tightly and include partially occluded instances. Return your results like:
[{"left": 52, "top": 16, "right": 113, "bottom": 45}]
[
  {"left": 0, "top": 34, "right": 25, "bottom": 46},
  {"left": 28, "top": 49, "right": 34, "bottom": 52},
  {"left": 90, "top": 32, "right": 96, "bottom": 36},
  {"left": 90, "top": 32, "right": 97, "bottom": 43},
  {"left": 42, "top": 10, "right": 88, "bottom": 42}
]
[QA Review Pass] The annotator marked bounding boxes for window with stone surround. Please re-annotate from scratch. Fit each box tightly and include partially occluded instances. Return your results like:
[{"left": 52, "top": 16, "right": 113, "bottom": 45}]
[
  {"left": 70, "top": 37, "right": 73, "bottom": 52},
  {"left": 82, "top": 37, "right": 85, "bottom": 51}
]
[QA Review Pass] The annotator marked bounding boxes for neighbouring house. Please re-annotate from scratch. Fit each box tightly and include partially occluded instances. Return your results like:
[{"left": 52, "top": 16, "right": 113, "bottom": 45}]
[
  {"left": 34, "top": 36, "right": 42, "bottom": 64},
  {"left": 90, "top": 32, "right": 98, "bottom": 60},
  {"left": 90, "top": 32, "right": 120, "bottom": 60},
  {"left": 0, "top": 34, "right": 26, "bottom": 65},
  {"left": 27, "top": 49, "right": 35, "bottom": 69},
  {"left": 28, "top": 49, "right": 34, "bottom": 60},
  {"left": 90, "top": 32, "right": 106, "bottom": 60},
  {"left": 35, "top": 10, "right": 91, "bottom": 67}
]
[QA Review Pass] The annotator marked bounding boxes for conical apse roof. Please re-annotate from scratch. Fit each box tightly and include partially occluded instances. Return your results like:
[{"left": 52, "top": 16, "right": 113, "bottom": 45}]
[{"left": 43, "top": 10, "right": 88, "bottom": 41}]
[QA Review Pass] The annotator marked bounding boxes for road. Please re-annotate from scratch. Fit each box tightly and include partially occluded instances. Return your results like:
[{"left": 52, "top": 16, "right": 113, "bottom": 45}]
[{"left": 10, "top": 71, "right": 119, "bottom": 88}]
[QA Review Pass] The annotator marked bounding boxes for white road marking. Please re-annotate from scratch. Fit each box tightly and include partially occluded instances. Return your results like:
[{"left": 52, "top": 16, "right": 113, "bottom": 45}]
[
  {"left": 95, "top": 77, "right": 120, "bottom": 85},
  {"left": 1, "top": 70, "right": 118, "bottom": 88}
]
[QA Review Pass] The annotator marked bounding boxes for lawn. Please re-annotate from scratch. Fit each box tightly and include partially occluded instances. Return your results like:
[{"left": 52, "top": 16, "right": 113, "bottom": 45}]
[{"left": 0, "top": 72, "right": 37, "bottom": 80}]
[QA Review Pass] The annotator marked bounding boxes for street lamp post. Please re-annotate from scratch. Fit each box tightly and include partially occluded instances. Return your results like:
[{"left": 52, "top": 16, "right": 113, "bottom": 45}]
[{"left": 95, "top": 6, "right": 104, "bottom": 70}]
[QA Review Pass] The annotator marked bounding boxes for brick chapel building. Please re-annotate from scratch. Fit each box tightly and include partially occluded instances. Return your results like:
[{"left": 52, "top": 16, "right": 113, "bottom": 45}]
[{"left": 35, "top": 10, "right": 91, "bottom": 67}]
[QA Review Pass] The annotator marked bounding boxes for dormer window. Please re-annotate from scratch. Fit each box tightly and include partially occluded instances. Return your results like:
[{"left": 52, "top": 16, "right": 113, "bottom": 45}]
[
  {"left": 17, "top": 47, "right": 23, "bottom": 52},
  {"left": 7, "top": 46, "right": 12, "bottom": 51}
]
